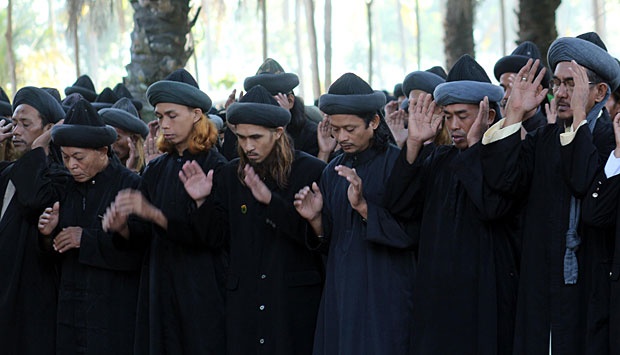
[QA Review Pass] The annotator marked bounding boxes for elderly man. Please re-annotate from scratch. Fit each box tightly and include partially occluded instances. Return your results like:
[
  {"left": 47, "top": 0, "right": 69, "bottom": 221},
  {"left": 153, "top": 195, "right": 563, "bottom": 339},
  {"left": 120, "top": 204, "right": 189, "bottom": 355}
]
[
  {"left": 39, "top": 99, "right": 143, "bottom": 355},
  {"left": 0, "top": 86, "right": 68, "bottom": 355},
  {"left": 482, "top": 34, "right": 619, "bottom": 354}
]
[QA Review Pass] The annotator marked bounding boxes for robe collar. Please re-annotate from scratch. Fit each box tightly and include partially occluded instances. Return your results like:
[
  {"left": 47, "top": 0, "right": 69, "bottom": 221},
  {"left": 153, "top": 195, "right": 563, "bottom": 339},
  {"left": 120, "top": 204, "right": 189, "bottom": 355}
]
[{"left": 341, "top": 146, "right": 379, "bottom": 169}]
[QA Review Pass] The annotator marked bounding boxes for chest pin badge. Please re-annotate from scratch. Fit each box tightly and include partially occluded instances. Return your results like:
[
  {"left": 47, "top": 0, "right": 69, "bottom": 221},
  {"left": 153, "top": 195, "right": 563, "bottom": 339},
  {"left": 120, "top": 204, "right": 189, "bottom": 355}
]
[{"left": 241, "top": 204, "right": 247, "bottom": 214}]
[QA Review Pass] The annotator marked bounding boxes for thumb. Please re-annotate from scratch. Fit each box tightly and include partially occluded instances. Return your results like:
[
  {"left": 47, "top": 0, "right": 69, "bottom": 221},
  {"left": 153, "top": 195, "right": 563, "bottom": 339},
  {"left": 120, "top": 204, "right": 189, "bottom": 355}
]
[{"left": 52, "top": 201, "right": 60, "bottom": 213}]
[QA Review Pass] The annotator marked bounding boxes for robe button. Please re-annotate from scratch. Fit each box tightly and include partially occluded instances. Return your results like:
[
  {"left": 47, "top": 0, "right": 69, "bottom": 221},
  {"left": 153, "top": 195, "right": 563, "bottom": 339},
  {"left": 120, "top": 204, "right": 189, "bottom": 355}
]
[
  {"left": 259, "top": 305, "right": 265, "bottom": 311},
  {"left": 592, "top": 192, "right": 599, "bottom": 198},
  {"left": 259, "top": 338, "right": 265, "bottom": 344},
  {"left": 260, "top": 274, "right": 267, "bottom": 279}
]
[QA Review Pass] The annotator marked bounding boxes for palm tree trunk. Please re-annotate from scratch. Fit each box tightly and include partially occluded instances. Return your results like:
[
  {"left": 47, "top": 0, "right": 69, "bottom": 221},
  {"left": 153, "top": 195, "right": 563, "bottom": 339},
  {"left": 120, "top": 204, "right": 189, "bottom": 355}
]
[
  {"left": 443, "top": 0, "right": 475, "bottom": 70},
  {"left": 518, "top": 0, "right": 561, "bottom": 67},
  {"left": 261, "top": 0, "right": 268, "bottom": 60},
  {"left": 295, "top": 0, "right": 306, "bottom": 98},
  {"left": 366, "top": 0, "right": 373, "bottom": 85},
  {"left": 324, "top": 0, "right": 332, "bottom": 90},
  {"left": 5, "top": 0, "right": 17, "bottom": 92},
  {"left": 415, "top": 0, "right": 421, "bottom": 70},
  {"left": 124, "top": 0, "right": 193, "bottom": 110},
  {"left": 396, "top": 0, "right": 406, "bottom": 73},
  {"left": 303, "top": 0, "right": 321, "bottom": 99}
]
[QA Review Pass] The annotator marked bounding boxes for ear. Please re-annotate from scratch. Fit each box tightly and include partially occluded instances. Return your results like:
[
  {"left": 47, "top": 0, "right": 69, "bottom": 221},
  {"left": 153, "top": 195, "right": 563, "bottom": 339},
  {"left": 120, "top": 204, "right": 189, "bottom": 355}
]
[
  {"left": 370, "top": 114, "right": 380, "bottom": 129},
  {"left": 274, "top": 126, "right": 285, "bottom": 139},
  {"left": 594, "top": 83, "right": 608, "bottom": 103},
  {"left": 43, "top": 122, "right": 54, "bottom": 131},
  {"left": 193, "top": 108, "right": 202, "bottom": 123},
  {"left": 99, "top": 146, "right": 109, "bottom": 157},
  {"left": 487, "top": 109, "right": 497, "bottom": 125}
]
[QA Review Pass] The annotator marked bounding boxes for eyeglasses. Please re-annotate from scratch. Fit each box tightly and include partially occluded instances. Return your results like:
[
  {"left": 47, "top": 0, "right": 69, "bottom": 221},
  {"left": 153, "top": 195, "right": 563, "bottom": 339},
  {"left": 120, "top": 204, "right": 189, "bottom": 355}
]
[{"left": 549, "top": 78, "right": 595, "bottom": 92}]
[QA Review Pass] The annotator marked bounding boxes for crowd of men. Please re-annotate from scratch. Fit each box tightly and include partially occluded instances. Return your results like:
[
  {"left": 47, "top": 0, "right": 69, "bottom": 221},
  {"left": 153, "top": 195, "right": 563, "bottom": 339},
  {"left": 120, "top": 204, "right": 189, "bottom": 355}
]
[{"left": 1, "top": 30, "right": 620, "bottom": 355}]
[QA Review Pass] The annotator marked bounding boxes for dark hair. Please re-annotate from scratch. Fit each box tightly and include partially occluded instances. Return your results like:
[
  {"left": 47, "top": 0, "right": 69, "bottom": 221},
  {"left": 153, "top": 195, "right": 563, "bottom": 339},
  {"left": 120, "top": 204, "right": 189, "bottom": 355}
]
[
  {"left": 287, "top": 94, "right": 305, "bottom": 136},
  {"left": 357, "top": 111, "right": 395, "bottom": 151},
  {"left": 586, "top": 68, "right": 605, "bottom": 85}
]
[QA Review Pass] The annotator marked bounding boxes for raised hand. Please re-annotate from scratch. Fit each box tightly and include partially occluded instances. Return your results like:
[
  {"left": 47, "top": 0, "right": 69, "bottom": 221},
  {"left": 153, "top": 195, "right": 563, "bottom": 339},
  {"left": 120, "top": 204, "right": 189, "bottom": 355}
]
[
  {"left": 545, "top": 97, "right": 557, "bottom": 125},
  {"left": 38, "top": 201, "right": 60, "bottom": 236},
  {"left": 317, "top": 116, "right": 337, "bottom": 162},
  {"left": 568, "top": 60, "right": 590, "bottom": 128},
  {"left": 274, "top": 93, "right": 293, "bottom": 110},
  {"left": 0, "top": 119, "right": 13, "bottom": 143},
  {"left": 466, "top": 96, "right": 490, "bottom": 147},
  {"left": 143, "top": 136, "right": 161, "bottom": 165},
  {"left": 243, "top": 164, "right": 272, "bottom": 204},
  {"left": 384, "top": 100, "right": 399, "bottom": 118},
  {"left": 407, "top": 93, "right": 441, "bottom": 145},
  {"left": 294, "top": 182, "right": 323, "bottom": 222},
  {"left": 53, "top": 226, "right": 82, "bottom": 253},
  {"left": 178, "top": 160, "right": 213, "bottom": 206},
  {"left": 504, "top": 59, "right": 548, "bottom": 126},
  {"left": 102, "top": 202, "right": 129, "bottom": 236},
  {"left": 334, "top": 165, "right": 367, "bottom": 219},
  {"left": 386, "top": 109, "right": 408, "bottom": 148},
  {"left": 126, "top": 137, "right": 139, "bottom": 172}
]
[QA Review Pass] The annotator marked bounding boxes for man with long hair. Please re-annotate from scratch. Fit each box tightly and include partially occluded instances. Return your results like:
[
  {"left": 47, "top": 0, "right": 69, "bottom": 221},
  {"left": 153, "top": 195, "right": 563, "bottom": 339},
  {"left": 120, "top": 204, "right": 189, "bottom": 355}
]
[
  {"left": 294, "top": 73, "right": 415, "bottom": 354},
  {"left": 103, "top": 69, "right": 228, "bottom": 354},
  {"left": 178, "top": 85, "right": 326, "bottom": 355}
]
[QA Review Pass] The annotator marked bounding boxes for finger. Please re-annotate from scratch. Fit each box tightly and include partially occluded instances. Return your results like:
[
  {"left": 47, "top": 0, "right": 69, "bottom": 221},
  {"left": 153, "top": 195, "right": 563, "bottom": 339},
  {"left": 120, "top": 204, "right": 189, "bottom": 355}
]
[
  {"left": 311, "top": 182, "right": 321, "bottom": 195},
  {"left": 527, "top": 59, "right": 540, "bottom": 81},
  {"left": 531, "top": 65, "right": 547, "bottom": 88},
  {"left": 516, "top": 58, "right": 534, "bottom": 83}
]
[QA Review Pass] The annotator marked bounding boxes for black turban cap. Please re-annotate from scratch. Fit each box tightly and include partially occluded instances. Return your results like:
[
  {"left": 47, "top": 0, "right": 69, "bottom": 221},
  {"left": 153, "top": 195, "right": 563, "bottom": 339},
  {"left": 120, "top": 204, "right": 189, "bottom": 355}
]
[
  {"left": 494, "top": 41, "right": 550, "bottom": 88},
  {"left": 548, "top": 36, "right": 620, "bottom": 91},
  {"left": 244, "top": 58, "right": 300, "bottom": 95},
  {"left": 52, "top": 99, "right": 117, "bottom": 148},
  {"left": 227, "top": 85, "right": 291, "bottom": 128},
  {"left": 99, "top": 107, "right": 148, "bottom": 138},
  {"left": 434, "top": 54, "right": 504, "bottom": 106},
  {"left": 146, "top": 69, "right": 212, "bottom": 113},
  {"left": 64, "top": 74, "right": 97, "bottom": 102},
  {"left": 0, "top": 87, "right": 12, "bottom": 118},
  {"left": 402, "top": 71, "right": 445, "bottom": 97},
  {"left": 319, "top": 72, "right": 386, "bottom": 115},
  {"left": 113, "top": 83, "right": 143, "bottom": 111},
  {"left": 13, "top": 86, "right": 65, "bottom": 124},
  {"left": 92, "top": 87, "right": 120, "bottom": 110}
]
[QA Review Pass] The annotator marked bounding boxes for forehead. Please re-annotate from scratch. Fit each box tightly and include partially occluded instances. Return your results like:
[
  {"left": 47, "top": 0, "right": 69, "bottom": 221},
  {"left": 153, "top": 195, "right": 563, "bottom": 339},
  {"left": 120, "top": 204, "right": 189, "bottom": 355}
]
[
  {"left": 235, "top": 123, "right": 272, "bottom": 136},
  {"left": 443, "top": 103, "right": 479, "bottom": 115},
  {"left": 61, "top": 146, "right": 96, "bottom": 156},
  {"left": 13, "top": 104, "right": 42, "bottom": 122},
  {"left": 554, "top": 61, "right": 585, "bottom": 78},
  {"left": 499, "top": 72, "right": 515, "bottom": 85},
  {"left": 154, "top": 102, "right": 189, "bottom": 114},
  {"left": 328, "top": 113, "right": 366, "bottom": 126}
]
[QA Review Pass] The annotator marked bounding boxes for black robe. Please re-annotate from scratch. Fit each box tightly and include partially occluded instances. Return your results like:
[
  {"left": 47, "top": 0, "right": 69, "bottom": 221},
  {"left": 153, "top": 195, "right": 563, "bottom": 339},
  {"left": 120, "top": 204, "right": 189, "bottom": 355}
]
[
  {"left": 312, "top": 145, "right": 416, "bottom": 355},
  {"left": 0, "top": 148, "right": 68, "bottom": 355},
  {"left": 190, "top": 151, "right": 326, "bottom": 355},
  {"left": 481, "top": 114, "right": 615, "bottom": 355},
  {"left": 129, "top": 149, "right": 228, "bottom": 355},
  {"left": 523, "top": 109, "right": 548, "bottom": 133},
  {"left": 581, "top": 169, "right": 620, "bottom": 355},
  {"left": 385, "top": 143, "right": 520, "bottom": 355},
  {"left": 54, "top": 158, "right": 143, "bottom": 355}
]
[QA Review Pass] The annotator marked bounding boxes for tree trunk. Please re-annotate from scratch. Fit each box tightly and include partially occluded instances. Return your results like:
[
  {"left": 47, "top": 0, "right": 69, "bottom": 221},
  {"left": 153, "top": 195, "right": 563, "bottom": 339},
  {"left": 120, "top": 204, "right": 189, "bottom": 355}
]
[
  {"left": 73, "top": 24, "right": 80, "bottom": 78},
  {"left": 592, "top": 0, "right": 604, "bottom": 38},
  {"left": 366, "top": 0, "right": 373, "bottom": 85},
  {"left": 261, "top": 0, "right": 267, "bottom": 60},
  {"left": 324, "top": 0, "right": 332, "bottom": 90},
  {"left": 518, "top": 0, "right": 561, "bottom": 67},
  {"left": 303, "top": 0, "right": 321, "bottom": 100},
  {"left": 499, "top": 0, "right": 507, "bottom": 55},
  {"left": 124, "top": 0, "right": 193, "bottom": 111},
  {"left": 415, "top": 0, "right": 421, "bottom": 70},
  {"left": 295, "top": 0, "right": 306, "bottom": 98},
  {"left": 396, "top": 0, "right": 406, "bottom": 74},
  {"left": 443, "top": 0, "right": 475, "bottom": 70},
  {"left": 5, "top": 0, "right": 17, "bottom": 92}
]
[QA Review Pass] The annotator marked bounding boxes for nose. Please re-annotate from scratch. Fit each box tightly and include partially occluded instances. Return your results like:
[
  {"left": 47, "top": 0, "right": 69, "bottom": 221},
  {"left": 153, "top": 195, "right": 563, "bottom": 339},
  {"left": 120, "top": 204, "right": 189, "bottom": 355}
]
[
  {"left": 242, "top": 140, "right": 254, "bottom": 153},
  {"left": 12, "top": 124, "right": 21, "bottom": 136},
  {"left": 446, "top": 118, "right": 459, "bottom": 131},
  {"left": 555, "top": 83, "right": 569, "bottom": 98},
  {"left": 159, "top": 117, "right": 170, "bottom": 129},
  {"left": 335, "top": 130, "right": 348, "bottom": 143}
]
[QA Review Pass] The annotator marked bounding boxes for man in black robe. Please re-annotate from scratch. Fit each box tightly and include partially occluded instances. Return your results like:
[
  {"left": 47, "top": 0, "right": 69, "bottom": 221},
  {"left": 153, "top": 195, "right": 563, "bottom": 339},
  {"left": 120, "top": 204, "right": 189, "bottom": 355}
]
[
  {"left": 103, "top": 70, "right": 228, "bottom": 354},
  {"left": 0, "top": 86, "right": 68, "bottom": 355},
  {"left": 481, "top": 35, "right": 619, "bottom": 354},
  {"left": 39, "top": 99, "right": 143, "bottom": 355},
  {"left": 494, "top": 41, "right": 550, "bottom": 132},
  {"left": 178, "top": 85, "right": 326, "bottom": 355},
  {"left": 385, "top": 54, "right": 520, "bottom": 355},
  {"left": 294, "top": 73, "right": 415, "bottom": 355}
]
